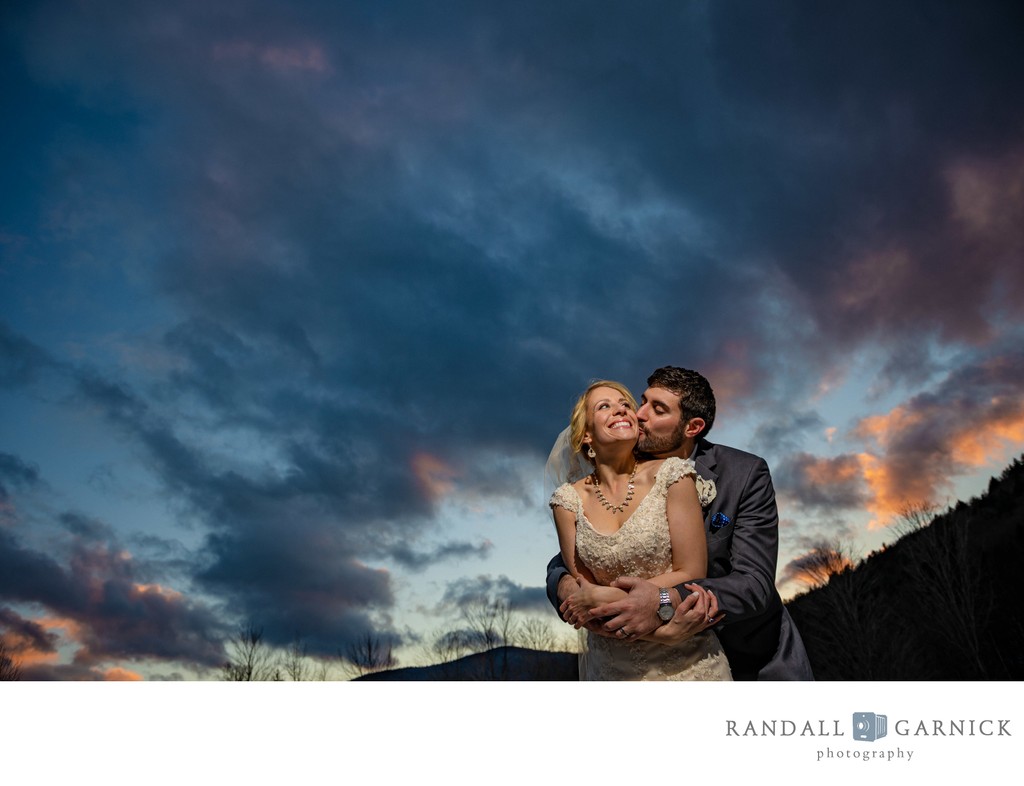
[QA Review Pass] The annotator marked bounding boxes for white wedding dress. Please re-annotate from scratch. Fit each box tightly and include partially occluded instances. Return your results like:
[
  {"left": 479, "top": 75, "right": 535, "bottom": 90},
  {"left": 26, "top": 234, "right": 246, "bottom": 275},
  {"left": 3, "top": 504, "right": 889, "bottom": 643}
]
[{"left": 550, "top": 457, "right": 732, "bottom": 681}]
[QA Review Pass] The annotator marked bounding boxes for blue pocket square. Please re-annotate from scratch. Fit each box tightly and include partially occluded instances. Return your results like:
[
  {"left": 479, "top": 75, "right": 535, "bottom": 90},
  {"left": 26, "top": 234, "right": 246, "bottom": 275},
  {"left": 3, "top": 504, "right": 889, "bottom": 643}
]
[{"left": 710, "top": 513, "right": 731, "bottom": 531}]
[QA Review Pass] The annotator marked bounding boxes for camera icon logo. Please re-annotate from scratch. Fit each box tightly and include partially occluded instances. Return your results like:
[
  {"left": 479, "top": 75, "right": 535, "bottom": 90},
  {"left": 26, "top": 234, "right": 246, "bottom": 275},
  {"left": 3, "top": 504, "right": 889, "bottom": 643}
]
[{"left": 852, "top": 712, "right": 888, "bottom": 742}]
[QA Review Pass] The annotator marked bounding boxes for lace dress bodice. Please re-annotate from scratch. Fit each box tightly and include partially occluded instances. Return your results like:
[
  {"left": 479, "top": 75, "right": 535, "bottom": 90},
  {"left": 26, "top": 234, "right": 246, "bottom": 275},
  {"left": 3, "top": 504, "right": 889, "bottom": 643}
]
[
  {"left": 550, "top": 457, "right": 693, "bottom": 584},
  {"left": 550, "top": 457, "right": 732, "bottom": 681}
]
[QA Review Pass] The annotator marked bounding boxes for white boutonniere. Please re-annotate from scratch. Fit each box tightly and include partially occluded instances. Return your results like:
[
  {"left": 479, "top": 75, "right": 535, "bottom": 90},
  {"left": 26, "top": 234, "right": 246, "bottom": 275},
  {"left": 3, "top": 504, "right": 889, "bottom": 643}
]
[{"left": 695, "top": 475, "right": 717, "bottom": 508}]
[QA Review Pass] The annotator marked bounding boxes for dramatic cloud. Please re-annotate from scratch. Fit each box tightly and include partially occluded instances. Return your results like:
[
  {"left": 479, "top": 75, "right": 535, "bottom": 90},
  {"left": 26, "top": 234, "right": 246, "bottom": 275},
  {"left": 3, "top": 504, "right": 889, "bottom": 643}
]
[
  {"left": 775, "top": 453, "right": 870, "bottom": 512},
  {"left": 852, "top": 345, "right": 1024, "bottom": 524},
  {"left": 390, "top": 539, "right": 494, "bottom": 571},
  {"left": 773, "top": 345, "right": 1024, "bottom": 528},
  {"left": 440, "top": 574, "right": 550, "bottom": 613},
  {"left": 2, "top": 1, "right": 1022, "bottom": 676},
  {"left": 0, "top": 606, "right": 59, "bottom": 660},
  {"left": 0, "top": 519, "right": 225, "bottom": 676}
]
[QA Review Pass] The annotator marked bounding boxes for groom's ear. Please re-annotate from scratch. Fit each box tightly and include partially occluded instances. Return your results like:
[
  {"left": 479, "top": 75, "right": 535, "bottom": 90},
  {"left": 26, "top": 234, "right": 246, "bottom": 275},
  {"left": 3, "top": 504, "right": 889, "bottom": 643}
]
[{"left": 683, "top": 417, "right": 706, "bottom": 438}]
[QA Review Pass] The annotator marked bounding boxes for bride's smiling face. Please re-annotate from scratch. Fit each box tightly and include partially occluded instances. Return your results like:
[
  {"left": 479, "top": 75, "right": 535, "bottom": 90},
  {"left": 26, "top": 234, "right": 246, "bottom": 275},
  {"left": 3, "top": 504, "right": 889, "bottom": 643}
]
[{"left": 584, "top": 386, "right": 638, "bottom": 449}]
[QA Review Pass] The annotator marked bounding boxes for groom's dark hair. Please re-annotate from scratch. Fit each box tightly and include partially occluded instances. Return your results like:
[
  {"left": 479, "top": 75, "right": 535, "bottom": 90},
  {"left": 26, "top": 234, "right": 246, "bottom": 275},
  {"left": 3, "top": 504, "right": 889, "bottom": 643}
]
[{"left": 646, "top": 366, "right": 716, "bottom": 438}]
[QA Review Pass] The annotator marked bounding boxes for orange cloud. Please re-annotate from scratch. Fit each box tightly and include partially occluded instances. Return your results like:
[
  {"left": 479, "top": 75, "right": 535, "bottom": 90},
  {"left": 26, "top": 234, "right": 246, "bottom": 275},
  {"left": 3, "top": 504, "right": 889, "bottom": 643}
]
[
  {"left": 803, "top": 455, "right": 861, "bottom": 487},
  {"left": 782, "top": 545, "right": 855, "bottom": 589},
  {"left": 411, "top": 452, "right": 459, "bottom": 502},
  {"left": 103, "top": 667, "right": 143, "bottom": 681},
  {"left": 776, "top": 452, "right": 868, "bottom": 511},
  {"left": 39, "top": 616, "right": 85, "bottom": 643},
  {"left": 956, "top": 417, "right": 1024, "bottom": 466},
  {"left": 853, "top": 400, "right": 1024, "bottom": 527},
  {"left": 854, "top": 452, "right": 914, "bottom": 527},
  {"left": 0, "top": 613, "right": 69, "bottom": 667},
  {"left": 0, "top": 632, "right": 59, "bottom": 667},
  {"left": 855, "top": 407, "right": 916, "bottom": 448},
  {"left": 132, "top": 583, "right": 184, "bottom": 601}
]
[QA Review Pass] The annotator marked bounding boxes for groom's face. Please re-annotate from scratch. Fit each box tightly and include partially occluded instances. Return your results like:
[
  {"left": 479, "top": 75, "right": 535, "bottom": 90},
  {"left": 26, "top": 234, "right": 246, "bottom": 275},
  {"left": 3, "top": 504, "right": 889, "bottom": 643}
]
[{"left": 635, "top": 386, "right": 687, "bottom": 454}]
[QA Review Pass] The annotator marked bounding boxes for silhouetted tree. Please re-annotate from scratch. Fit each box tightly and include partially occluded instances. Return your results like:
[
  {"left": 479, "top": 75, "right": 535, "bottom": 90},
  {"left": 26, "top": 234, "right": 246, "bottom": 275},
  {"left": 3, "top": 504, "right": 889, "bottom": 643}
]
[
  {"left": 515, "top": 617, "right": 558, "bottom": 651},
  {"left": 342, "top": 631, "right": 395, "bottom": 678},
  {"left": 898, "top": 507, "right": 991, "bottom": 678},
  {"left": 0, "top": 639, "right": 22, "bottom": 681},
  {"left": 891, "top": 501, "right": 940, "bottom": 538},
  {"left": 793, "top": 540, "right": 856, "bottom": 589},
  {"left": 282, "top": 635, "right": 310, "bottom": 682},
  {"left": 427, "top": 628, "right": 474, "bottom": 678},
  {"left": 221, "top": 624, "right": 281, "bottom": 681},
  {"left": 462, "top": 599, "right": 516, "bottom": 650}
]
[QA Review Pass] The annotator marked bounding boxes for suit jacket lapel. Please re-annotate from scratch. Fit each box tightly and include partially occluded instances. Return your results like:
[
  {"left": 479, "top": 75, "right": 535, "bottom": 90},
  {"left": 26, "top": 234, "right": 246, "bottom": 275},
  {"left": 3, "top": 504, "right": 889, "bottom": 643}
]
[{"left": 693, "top": 438, "right": 719, "bottom": 484}]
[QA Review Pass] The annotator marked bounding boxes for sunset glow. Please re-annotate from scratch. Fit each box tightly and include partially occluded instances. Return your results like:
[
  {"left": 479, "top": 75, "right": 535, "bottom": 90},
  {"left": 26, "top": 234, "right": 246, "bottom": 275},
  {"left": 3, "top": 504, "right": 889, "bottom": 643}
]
[{"left": 2, "top": 1, "right": 1021, "bottom": 679}]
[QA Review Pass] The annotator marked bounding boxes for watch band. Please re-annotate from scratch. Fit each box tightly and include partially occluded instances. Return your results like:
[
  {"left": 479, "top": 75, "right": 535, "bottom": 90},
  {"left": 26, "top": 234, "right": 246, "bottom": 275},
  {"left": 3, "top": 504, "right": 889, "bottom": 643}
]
[{"left": 657, "top": 587, "right": 673, "bottom": 622}]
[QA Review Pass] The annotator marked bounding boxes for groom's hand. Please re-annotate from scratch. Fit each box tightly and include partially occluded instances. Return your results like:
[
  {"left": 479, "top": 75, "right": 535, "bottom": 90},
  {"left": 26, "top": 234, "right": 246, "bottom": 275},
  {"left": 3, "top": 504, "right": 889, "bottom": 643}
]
[
  {"left": 648, "top": 584, "right": 724, "bottom": 645},
  {"left": 589, "top": 576, "right": 662, "bottom": 638}
]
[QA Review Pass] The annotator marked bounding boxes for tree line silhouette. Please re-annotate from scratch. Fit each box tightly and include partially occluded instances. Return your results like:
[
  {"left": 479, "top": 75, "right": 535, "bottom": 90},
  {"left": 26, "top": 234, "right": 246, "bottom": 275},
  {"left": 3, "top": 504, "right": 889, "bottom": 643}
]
[
  {"left": 216, "top": 601, "right": 577, "bottom": 681},
  {"left": 786, "top": 455, "right": 1024, "bottom": 680},
  {"left": 2, "top": 456, "right": 1020, "bottom": 681}
]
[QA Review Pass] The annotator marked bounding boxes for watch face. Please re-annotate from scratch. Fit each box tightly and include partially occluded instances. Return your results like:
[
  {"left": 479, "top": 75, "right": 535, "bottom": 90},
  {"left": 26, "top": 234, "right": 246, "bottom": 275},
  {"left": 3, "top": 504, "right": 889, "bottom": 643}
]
[{"left": 658, "top": 605, "right": 674, "bottom": 621}]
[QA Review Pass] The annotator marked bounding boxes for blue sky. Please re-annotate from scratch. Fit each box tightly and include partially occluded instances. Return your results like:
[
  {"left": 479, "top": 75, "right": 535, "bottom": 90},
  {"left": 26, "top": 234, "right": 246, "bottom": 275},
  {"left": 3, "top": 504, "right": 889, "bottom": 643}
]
[{"left": 2, "top": 0, "right": 1023, "bottom": 679}]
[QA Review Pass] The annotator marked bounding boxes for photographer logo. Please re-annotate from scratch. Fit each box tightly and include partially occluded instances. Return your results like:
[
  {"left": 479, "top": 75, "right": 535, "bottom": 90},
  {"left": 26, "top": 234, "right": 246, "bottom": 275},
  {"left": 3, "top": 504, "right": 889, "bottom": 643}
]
[{"left": 853, "top": 712, "right": 887, "bottom": 742}]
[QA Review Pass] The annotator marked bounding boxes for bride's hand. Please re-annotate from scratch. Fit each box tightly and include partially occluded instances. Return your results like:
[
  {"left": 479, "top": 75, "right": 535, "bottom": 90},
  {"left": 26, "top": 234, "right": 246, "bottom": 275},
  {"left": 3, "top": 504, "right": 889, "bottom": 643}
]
[
  {"left": 644, "top": 584, "right": 724, "bottom": 645},
  {"left": 559, "top": 576, "right": 626, "bottom": 629}
]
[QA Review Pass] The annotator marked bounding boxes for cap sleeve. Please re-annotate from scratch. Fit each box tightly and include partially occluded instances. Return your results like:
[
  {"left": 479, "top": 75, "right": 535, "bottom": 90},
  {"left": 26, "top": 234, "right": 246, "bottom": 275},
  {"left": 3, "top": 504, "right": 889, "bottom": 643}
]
[
  {"left": 548, "top": 483, "right": 580, "bottom": 513},
  {"left": 656, "top": 457, "right": 698, "bottom": 494}
]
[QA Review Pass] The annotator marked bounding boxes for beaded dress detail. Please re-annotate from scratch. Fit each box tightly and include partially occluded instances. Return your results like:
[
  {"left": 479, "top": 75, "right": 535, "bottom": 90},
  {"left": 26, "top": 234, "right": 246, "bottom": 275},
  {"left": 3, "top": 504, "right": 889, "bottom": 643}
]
[{"left": 550, "top": 457, "right": 732, "bottom": 681}]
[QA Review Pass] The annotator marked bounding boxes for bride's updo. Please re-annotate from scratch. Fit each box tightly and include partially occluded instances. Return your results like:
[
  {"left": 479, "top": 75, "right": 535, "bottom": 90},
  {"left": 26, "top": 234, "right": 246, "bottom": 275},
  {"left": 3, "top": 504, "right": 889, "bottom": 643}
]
[{"left": 567, "top": 380, "right": 638, "bottom": 460}]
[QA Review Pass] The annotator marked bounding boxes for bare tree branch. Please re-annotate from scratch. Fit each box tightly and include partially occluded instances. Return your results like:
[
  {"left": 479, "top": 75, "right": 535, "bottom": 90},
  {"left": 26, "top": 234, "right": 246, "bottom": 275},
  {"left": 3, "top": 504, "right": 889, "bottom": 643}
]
[
  {"left": 341, "top": 631, "right": 395, "bottom": 678},
  {"left": 220, "top": 623, "right": 281, "bottom": 681},
  {"left": 0, "top": 638, "right": 23, "bottom": 681}
]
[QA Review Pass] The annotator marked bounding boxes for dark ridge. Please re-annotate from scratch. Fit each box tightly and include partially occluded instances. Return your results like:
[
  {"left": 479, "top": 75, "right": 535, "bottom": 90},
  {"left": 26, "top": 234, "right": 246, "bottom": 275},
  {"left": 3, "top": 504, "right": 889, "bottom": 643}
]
[
  {"left": 787, "top": 454, "right": 1024, "bottom": 680},
  {"left": 359, "top": 455, "right": 1024, "bottom": 681}
]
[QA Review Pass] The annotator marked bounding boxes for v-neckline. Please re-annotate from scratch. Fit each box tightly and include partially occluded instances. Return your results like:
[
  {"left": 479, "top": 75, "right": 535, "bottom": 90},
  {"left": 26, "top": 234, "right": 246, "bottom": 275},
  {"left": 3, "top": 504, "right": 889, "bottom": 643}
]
[{"left": 574, "top": 463, "right": 664, "bottom": 538}]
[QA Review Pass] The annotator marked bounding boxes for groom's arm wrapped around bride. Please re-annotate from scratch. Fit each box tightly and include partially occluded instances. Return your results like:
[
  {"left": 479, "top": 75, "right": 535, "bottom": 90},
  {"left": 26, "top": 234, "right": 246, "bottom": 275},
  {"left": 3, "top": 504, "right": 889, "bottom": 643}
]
[{"left": 546, "top": 439, "right": 813, "bottom": 680}]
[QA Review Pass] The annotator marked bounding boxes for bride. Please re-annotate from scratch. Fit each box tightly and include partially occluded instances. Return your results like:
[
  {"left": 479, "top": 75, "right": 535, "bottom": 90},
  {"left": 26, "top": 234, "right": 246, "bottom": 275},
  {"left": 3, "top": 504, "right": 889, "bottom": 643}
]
[{"left": 548, "top": 380, "right": 732, "bottom": 680}]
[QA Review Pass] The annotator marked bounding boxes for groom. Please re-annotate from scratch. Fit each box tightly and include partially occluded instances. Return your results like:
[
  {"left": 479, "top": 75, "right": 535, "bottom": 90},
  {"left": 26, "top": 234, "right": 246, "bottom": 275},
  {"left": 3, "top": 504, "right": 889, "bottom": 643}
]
[{"left": 546, "top": 366, "right": 813, "bottom": 680}]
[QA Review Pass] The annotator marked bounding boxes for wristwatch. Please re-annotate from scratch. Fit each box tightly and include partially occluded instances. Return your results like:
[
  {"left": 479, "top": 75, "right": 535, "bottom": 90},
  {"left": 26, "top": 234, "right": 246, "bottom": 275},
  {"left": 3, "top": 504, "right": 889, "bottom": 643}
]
[{"left": 657, "top": 587, "right": 673, "bottom": 623}]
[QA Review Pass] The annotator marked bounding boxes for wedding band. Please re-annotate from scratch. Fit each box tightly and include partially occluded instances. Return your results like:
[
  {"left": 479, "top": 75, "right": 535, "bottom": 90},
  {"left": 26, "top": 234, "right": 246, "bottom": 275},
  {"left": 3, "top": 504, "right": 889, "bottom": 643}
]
[{"left": 617, "top": 628, "right": 626, "bottom": 637}]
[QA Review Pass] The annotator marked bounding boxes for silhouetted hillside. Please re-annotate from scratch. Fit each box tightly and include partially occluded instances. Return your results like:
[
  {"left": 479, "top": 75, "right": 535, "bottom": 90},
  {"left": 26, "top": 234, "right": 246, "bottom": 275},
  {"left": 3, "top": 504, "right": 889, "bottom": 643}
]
[
  {"left": 787, "top": 455, "right": 1024, "bottom": 680},
  {"left": 354, "top": 646, "right": 576, "bottom": 680},
  {"left": 360, "top": 456, "right": 1024, "bottom": 681}
]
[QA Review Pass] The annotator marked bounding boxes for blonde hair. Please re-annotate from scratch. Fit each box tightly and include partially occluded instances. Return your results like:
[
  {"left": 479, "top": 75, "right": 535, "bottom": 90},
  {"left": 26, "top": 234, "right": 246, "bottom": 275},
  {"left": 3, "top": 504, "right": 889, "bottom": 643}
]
[{"left": 568, "top": 380, "right": 638, "bottom": 458}]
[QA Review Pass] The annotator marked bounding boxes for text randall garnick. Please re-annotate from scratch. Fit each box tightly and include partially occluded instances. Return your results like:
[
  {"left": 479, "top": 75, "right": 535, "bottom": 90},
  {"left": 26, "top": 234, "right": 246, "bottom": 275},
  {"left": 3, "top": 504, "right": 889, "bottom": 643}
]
[{"left": 726, "top": 719, "right": 1012, "bottom": 737}]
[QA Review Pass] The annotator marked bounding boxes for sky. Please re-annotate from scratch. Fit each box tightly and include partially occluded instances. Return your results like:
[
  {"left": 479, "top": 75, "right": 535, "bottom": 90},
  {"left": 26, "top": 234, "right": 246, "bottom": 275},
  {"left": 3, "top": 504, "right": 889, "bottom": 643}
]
[{"left": 1, "top": 0, "right": 1023, "bottom": 680}]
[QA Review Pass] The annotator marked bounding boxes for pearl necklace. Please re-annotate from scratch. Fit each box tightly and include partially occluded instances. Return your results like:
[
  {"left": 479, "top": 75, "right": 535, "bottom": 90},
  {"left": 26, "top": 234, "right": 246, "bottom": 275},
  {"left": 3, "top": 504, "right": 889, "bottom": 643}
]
[{"left": 594, "top": 464, "right": 637, "bottom": 514}]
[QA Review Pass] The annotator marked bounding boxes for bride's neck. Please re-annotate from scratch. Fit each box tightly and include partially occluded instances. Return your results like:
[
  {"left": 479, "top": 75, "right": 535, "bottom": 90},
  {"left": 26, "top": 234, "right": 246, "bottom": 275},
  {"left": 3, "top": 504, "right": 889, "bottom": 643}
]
[{"left": 593, "top": 446, "right": 636, "bottom": 479}]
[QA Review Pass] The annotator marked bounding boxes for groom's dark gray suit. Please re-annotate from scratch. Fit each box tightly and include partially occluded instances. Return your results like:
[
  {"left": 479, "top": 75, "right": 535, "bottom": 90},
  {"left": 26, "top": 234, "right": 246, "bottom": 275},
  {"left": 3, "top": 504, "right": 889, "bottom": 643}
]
[{"left": 546, "top": 438, "right": 813, "bottom": 680}]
